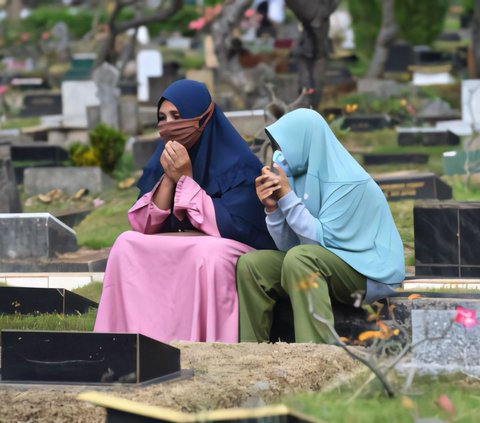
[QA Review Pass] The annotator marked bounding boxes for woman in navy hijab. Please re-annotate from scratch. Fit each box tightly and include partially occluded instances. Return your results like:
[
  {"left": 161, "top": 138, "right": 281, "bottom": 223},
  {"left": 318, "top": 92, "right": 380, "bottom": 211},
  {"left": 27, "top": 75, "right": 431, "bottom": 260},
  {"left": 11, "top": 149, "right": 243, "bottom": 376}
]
[{"left": 94, "top": 79, "right": 275, "bottom": 343}]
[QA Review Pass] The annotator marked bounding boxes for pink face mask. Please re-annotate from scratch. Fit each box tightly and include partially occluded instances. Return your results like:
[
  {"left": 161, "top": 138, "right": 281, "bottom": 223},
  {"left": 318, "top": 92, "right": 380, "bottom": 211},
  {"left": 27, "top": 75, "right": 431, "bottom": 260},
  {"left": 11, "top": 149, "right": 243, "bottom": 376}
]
[{"left": 158, "top": 102, "right": 214, "bottom": 150}]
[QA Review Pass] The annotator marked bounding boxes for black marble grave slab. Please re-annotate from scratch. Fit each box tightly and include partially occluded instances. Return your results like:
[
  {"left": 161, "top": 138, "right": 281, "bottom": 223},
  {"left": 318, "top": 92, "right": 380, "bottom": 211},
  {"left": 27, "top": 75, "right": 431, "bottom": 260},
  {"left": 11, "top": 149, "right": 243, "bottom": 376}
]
[
  {"left": 397, "top": 128, "right": 460, "bottom": 147},
  {"left": 79, "top": 391, "right": 322, "bottom": 423},
  {"left": 0, "top": 287, "right": 97, "bottom": 315},
  {"left": 341, "top": 114, "right": 391, "bottom": 132},
  {"left": 0, "top": 213, "right": 77, "bottom": 260},
  {"left": 1, "top": 331, "right": 181, "bottom": 384},
  {"left": 414, "top": 201, "right": 480, "bottom": 277},
  {"left": 20, "top": 94, "right": 62, "bottom": 117},
  {"left": 363, "top": 153, "right": 429, "bottom": 166},
  {"left": 374, "top": 171, "right": 452, "bottom": 201},
  {"left": 385, "top": 44, "right": 414, "bottom": 73},
  {"left": 11, "top": 144, "right": 68, "bottom": 162}
]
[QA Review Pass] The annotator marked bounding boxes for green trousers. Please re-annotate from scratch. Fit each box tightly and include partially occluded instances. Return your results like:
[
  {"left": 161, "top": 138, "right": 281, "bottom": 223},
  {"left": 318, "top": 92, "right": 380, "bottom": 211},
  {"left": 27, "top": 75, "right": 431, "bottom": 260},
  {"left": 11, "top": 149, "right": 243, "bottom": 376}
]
[{"left": 236, "top": 245, "right": 366, "bottom": 344}]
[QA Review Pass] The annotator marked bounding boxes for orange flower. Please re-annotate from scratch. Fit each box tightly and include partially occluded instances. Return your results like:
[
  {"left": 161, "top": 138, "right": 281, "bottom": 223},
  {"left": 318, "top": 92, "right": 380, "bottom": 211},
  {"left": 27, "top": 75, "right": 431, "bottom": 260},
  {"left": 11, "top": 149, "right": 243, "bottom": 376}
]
[
  {"left": 345, "top": 103, "right": 358, "bottom": 113},
  {"left": 407, "top": 293, "right": 422, "bottom": 300}
]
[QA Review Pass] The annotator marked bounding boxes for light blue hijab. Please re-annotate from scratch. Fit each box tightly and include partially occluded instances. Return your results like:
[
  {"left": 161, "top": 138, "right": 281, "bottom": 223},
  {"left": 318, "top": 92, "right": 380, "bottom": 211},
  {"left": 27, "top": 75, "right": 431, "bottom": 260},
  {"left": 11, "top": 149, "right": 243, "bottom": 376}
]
[{"left": 266, "top": 108, "right": 405, "bottom": 284}]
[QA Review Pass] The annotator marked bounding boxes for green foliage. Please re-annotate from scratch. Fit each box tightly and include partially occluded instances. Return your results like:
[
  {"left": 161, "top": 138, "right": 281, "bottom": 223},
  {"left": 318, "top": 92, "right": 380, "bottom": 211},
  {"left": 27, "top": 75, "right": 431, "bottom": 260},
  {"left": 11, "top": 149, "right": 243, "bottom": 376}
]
[
  {"left": 19, "top": 6, "right": 94, "bottom": 39},
  {"left": 147, "top": 5, "right": 201, "bottom": 37},
  {"left": 395, "top": 0, "right": 449, "bottom": 46},
  {"left": 88, "top": 124, "right": 128, "bottom": 175},
  {"left": 347, "top": 0, "right": 449, "bottom": 60},
  {"left": 346, "top": 0, "right": 382, "bottom": 60},
  {"left": 111, "top": 152, "right": 134, "bottom": 181},
  {"left": 69, "top": 142, "right": 100, "bottom": 168},
  {"left": 461, "top": 0, "right": 476, "bottom": 14}
]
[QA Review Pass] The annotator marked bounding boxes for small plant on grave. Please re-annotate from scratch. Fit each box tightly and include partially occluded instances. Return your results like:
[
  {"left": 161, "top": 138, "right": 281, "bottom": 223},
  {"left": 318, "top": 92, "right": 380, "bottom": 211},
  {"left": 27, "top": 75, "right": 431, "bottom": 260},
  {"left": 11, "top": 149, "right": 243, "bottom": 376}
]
[
  {"left": 69, "top": 142, "right": 100, "bottom": 168},
  {"left": 88, "top": 124, "right": 127, "bottom": 175}
]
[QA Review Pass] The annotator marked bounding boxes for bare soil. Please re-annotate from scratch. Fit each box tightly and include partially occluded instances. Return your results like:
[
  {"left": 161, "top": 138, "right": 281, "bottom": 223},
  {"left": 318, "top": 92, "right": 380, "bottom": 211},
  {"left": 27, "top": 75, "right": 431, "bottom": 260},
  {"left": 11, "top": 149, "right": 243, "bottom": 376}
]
[{"left": 0, "top": 342, "right": 361, "bottom": 422}]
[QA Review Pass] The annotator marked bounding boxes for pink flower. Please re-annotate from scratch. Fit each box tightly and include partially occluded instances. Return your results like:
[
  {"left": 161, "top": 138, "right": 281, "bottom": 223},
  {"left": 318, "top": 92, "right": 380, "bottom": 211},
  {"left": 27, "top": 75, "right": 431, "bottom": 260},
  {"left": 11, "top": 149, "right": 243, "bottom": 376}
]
[
  {"left": 188, "top": 17, "right": 206, "bottom": 30},
  {"left": 245, "top": 8, "right": 255, "bottom": 18},
  {"left": 437, "top": 394, "right": 455, "bottom": 417},
  {"left": 20, "top": 32, "right": 30, "bottom": 42},
  {"left": 454, "top": 306, "right": 477, "bottom": 329},
  {"left": 41, "top": 31, "right": 50, "bottom": 40}
]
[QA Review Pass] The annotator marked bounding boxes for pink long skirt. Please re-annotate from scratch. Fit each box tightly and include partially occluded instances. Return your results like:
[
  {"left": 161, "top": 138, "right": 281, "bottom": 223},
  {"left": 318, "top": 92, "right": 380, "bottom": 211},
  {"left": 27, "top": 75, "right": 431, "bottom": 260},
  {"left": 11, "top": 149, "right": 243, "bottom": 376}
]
[{"left": 94, "top": 231, "right": 253, "bottom": 343}]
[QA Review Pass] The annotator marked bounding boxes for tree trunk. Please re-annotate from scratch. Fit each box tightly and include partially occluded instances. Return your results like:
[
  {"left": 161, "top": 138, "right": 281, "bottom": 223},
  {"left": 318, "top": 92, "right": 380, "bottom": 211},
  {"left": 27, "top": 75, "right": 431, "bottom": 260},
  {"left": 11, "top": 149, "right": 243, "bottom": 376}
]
[
  {"left": 473, "top": 0, "right": 480, "bottom": 77},
  {"left": 211, "top": 0, "right": 254, "bottom": 71},
  {"left": 285, "top": 0, "right": 340, "bottom": 106},
  {"left": 96, "top": 0, "right": 184, "bottom": 66},
  {"left": 6, "top": 0, "right": 22, "bottom": 22},
  {"left": 367, "top": 0, "right": 399, "bottom": 78}
]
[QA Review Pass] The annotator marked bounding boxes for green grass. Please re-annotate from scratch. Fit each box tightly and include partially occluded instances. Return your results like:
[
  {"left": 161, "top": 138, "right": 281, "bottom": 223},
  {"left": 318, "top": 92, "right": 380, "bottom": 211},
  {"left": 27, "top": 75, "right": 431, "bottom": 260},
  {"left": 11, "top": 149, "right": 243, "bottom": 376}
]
[
  {"left": 0, "top": 282, "right": 102, "bottom": 345},
  {"left": 0, "top": 308, "right": 97, "bottom": 346},
  {"left": 72, "top": 281, "right": 103, "bottom": 303},
  {"left": 75, "top": 186, "right": 137, "bottom": 248},
  {"left": 285, "top": 375, "right": 480, "bottom": 423},
  {"left": 0, "top": 116, "right": 40, "bottom": 129}
]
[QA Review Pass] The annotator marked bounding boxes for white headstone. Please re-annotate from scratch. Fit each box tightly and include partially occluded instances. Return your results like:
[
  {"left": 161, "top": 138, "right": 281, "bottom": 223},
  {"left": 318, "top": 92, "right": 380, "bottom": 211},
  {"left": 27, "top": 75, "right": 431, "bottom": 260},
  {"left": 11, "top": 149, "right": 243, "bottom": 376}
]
[
  {"left": 435, "top": 80, "right": 480, "bottom": 136},
  {"left": 136, "top": 49, "right": 163, "bottom": 102},
  {"left": 61, "top": 81, "right": 100, "bottom": 128},
  {"left": 412, "top": 71, "right": 455, "bottom": 86},
  {"left": 136, "top": 26, "right": 150, "bottom": 44}
]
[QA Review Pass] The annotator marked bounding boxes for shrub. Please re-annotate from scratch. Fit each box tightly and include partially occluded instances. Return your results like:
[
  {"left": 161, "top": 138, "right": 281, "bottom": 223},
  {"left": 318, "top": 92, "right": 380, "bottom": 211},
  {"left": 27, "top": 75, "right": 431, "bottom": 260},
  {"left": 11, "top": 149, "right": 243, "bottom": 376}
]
[
  {"left": 69, "top": 142, "right": 100, "bottom": 167},
  {"left": 89, "top": 124, "right": 127, "bottom": 175}
]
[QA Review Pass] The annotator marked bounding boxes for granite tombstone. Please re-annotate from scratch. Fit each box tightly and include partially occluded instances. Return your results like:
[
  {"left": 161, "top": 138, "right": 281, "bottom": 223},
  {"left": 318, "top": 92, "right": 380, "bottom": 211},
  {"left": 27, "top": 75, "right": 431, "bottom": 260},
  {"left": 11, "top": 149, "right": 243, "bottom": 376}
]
[{"left": 414, "top": 201, "right": 480, "bottom": 277}]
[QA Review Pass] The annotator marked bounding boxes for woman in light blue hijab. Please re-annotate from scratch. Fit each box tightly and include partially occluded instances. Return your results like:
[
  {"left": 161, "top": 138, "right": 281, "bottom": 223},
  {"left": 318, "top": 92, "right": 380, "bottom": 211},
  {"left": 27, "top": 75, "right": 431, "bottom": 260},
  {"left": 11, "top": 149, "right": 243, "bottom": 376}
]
[{"left": 236, "top": 108, "right": 405, "bottom": 343}]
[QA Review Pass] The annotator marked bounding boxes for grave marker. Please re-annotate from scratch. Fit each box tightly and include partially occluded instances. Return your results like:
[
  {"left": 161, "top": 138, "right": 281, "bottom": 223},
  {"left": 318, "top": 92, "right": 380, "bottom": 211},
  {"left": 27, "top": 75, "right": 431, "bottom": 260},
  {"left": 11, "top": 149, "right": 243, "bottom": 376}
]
[
  {"left": 341, "top": 114, "right": 391, "bottom": 132},
  {"left": 1, "top": 331, "right": 181, "bottom": 385},
  {"left": 411, "top": 309, "right": 480, "bottom": 375},
  {"left": 363, "top": 153, "right": 429, "bottom": 166},
  {"left": 137, "top": 49, "right": 163, "bottom": 103},
  {"left": 397, "top": 127, "right": 460, "bottom": 147},
  {"left": 414, "top": 201, "right": 480, "bottom": 277},
  {"left": 374, "top": 171, "right": 452, "bottom": 201},
  {"left": 20, "top": 93, "right": 62, "bottom": 117},
  {"left": 0, "top": 213, "right": 77, "bottom": 260},
  {"left": 0, "top": 141, "right": 21, "bottom": 213}
]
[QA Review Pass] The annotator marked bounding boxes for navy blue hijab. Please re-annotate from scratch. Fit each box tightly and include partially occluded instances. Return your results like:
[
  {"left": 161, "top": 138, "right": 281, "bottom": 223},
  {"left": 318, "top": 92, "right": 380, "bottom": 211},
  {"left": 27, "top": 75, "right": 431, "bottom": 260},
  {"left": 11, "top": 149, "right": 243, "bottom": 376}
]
[{"left": 136, "top": 79, "right": 275, "bottom": 250}]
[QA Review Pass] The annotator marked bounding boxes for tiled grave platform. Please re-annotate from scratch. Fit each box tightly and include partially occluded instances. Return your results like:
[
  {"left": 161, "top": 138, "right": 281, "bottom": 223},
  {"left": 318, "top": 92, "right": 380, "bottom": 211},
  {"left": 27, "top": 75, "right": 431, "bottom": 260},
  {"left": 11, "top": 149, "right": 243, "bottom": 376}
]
[{"left": 0, "top": 248, "right": 109, "bottom": 273}]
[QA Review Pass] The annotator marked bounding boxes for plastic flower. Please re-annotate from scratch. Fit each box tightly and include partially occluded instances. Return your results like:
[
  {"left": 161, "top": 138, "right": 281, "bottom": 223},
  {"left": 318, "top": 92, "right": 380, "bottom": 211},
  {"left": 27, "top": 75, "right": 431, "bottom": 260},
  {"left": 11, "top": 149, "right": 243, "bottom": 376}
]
[
  {"left": 245, "top": 8, "right": 255, "bottom": 18},
  {"left": 454, "top": 306, "right": 477, "bottom": 329},
  {"left": 344, "top": 103, "right": 358, "bottom": 113},
  {"left": 437, "top": 394, "right": 455, "bottom": 417}
]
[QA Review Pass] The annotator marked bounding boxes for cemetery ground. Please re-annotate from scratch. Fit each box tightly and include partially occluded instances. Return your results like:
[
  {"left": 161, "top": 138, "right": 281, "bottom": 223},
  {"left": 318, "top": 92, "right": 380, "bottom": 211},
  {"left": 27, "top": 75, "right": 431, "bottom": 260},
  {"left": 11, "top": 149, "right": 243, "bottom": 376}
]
[{"left": 2, "top": 129, "right": 480, "bottom": 422}]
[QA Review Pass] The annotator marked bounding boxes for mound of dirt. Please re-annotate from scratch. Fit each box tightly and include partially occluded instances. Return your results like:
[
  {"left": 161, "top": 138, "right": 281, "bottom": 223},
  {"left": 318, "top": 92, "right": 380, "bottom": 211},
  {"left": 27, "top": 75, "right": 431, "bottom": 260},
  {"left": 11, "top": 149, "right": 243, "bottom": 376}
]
[{"left": 0, "top": 342, "right": 361, "bottom": 422}]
